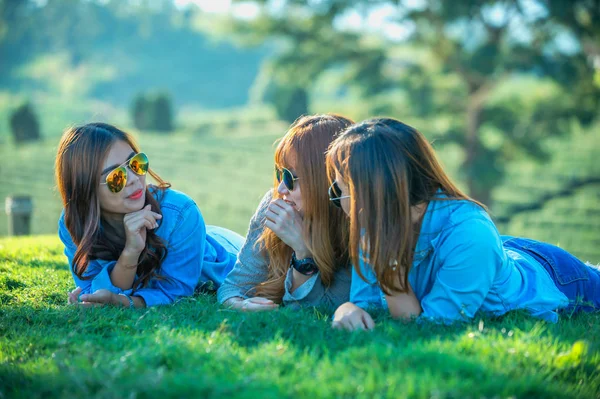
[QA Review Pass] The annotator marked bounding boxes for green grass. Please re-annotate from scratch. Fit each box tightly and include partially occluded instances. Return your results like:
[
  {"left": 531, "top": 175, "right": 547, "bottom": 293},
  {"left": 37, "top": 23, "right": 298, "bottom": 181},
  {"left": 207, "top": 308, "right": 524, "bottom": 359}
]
[{"left": 1, "top": 236, "right": 599, "bottom": 398}]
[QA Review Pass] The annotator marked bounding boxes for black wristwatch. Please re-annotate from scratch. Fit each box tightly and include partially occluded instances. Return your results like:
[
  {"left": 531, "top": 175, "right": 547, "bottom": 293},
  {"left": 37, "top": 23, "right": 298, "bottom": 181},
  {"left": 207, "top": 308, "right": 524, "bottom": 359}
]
[{"left": 290, "top": 251, "right": 319, "bottom": 276}]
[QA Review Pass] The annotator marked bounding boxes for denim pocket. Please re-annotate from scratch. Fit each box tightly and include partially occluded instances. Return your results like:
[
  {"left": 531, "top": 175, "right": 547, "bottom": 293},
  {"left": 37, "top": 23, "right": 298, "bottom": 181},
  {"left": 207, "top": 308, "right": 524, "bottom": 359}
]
[{"left": 517, "top": 239, "right": 589, "bottom": 286}]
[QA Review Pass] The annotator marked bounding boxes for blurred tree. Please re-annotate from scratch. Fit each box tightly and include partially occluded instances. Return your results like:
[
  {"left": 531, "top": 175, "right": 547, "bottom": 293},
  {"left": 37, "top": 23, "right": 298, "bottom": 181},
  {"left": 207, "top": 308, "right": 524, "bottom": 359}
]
[
  {"left": 131, "top": 94, "right": 152, "bottom": 131},
  {"left": 10, "top": 102, "right": 41, "bottom": 143},
  {"left": 131, "top": 92, "right": 174, "bottom": 132},
  {"left": 152, "top": 93, "right": 174, "bottom": 132},
  {"left": 272, "top": 84, "right": 309, "bottom": 123},
  {"left": 225, "top": 0, "right": 599, "bottom": 205}
]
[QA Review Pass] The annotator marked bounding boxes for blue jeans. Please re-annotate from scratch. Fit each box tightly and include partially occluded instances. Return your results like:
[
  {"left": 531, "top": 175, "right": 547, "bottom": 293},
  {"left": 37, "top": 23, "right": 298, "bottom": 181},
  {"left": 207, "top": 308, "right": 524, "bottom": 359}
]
[
  {"left": 502, "top": 236, "right": 600, "bottom": 313},
  {"left": 206, "top": 225, "right": 245, "bottom": 254}
]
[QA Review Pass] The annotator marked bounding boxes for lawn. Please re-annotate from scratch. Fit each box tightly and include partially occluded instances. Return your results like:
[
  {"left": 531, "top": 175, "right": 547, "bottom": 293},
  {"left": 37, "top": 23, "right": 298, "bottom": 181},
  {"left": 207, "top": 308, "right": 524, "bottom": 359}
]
[{"left": 1, "top": 236, "right": 599, "bottom": 398}]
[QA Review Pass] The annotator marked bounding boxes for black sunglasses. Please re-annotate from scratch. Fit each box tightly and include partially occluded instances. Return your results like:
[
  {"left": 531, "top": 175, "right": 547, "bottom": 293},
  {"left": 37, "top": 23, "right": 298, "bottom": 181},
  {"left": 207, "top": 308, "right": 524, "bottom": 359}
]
[
  {"left": 328, "top": 181, "right": 351, "bottom": 208},
  {"left": 275, "top": 167, "right": 299, "bottom": 191}
]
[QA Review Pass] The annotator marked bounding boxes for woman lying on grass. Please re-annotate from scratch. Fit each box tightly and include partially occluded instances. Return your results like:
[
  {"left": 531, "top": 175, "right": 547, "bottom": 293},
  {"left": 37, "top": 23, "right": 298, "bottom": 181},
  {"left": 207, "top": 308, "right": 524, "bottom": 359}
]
[
  {"left": 56, "top": 123, "right": 244, "bottom": 308},
  {"left": 327, "top": 118, "right": 600, "bottom": 330},
  {"left": 217, "top": 114, "right": 353, "bottom": 311}
]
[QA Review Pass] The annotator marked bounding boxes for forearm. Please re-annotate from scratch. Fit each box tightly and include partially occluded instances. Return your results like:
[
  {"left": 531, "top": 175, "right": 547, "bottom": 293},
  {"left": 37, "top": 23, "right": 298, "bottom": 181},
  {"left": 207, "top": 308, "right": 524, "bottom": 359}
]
[
  {"left": 109, "top": 250, "right": 140, "bottom": 290},
  {"left": 385, "top": 287, "right": 422, "bottom": 320}
]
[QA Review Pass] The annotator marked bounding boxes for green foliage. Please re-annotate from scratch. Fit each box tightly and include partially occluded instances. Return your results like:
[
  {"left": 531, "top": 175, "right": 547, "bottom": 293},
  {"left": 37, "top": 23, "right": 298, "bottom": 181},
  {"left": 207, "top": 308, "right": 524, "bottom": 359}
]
[
  {"left": 9, "top": 102, "right": 40, "bottom": 144},
  {"left": 131, "top": 92, "right": 174, "bottom": 132},
  {"left": 1, "top": 235, "right": 599, "bottom": 398},
  {"left": 225, "top": 0, "right": 599, "bottom": 205},
  {"left": 0, "top": 0, "right": 267, "bottom": 108},
  {"left": 272, "top": 85, "right": 309, "bottom": 123}
]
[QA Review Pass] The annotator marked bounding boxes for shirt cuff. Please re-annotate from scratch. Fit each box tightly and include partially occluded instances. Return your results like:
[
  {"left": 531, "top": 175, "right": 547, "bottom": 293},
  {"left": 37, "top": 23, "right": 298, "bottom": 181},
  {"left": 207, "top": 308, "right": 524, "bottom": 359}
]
[
  {"left": 90, "top": 262, "right": 133, "bottom": 296},
  {"left": 133, "top": 288, "right": 168, "bottom": 308},
  {"left": 282, "top": 267, "right": 320, "bottom": 303},
  {"left": 217, "top": 286, "right": 249, "bottom": 304}
]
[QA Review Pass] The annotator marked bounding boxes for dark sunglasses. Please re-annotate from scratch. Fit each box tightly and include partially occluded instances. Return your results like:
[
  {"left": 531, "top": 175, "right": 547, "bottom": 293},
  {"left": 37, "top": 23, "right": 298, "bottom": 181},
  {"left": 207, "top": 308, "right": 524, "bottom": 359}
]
[
  {"left": 100, "top": 152, "right": 149, "bottom": 193},
  {"left": 328, "top": 180, "right": 351, "bottom": 208},
  {"left": 275, "top": 167, "right": 299, "bottom": 191}
]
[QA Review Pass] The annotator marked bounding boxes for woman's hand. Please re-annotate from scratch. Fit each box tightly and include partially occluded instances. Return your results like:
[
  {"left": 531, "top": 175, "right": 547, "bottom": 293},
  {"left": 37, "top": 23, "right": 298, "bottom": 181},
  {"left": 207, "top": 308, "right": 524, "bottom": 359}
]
[
  {"left": 122, "top": 204, "right": 162, "bottom": 258},
  {"left": 67, "top": 288, "right": 117, "bottom": 307},
  {"left": 332, "top": 302, "right": 375, "bottom": 331},
  {"left": 67, "top": 286, "right": 82, "bottom": 305},
  {"left": 264, "top": 199, "right": 310, "bottom": 258},
  {"left": 224, "top": 296, "right": 279, "bottom": 312}
]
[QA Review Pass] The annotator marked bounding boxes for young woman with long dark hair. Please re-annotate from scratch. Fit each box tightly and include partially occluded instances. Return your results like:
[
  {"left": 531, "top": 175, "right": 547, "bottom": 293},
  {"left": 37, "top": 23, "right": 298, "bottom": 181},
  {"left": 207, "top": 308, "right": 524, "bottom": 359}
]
[
  {"left": 57, "top": 123, "right": 244, "bottom": 308},
  {"left": 326, "top": 118, "right": 599, "bottom": 330}
]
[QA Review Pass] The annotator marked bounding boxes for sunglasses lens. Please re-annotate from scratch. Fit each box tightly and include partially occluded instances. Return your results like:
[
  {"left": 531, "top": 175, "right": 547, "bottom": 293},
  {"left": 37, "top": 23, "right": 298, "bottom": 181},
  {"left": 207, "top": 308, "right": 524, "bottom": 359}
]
[
  {"left": 327, "top": 182, "right": 342, "bottom": 208},
  {"left": 275, "top": 168, "right": 282, "bottom": 183},
  {"left": 328, "top": 182, "right": 342, "bottom": 208},
  {"left": 282, "top": 168, "right": 295, "bottom": 191},
  {"left": 106, "top": 167, "right": 127, "bottom": 193},
  {"left": 129, "top": 153, "right": 149, "bottom": 176}
]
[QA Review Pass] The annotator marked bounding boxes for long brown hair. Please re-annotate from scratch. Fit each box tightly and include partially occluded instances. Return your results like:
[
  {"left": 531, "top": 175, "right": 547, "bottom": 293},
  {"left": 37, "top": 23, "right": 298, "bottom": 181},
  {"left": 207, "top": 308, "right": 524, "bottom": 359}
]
[
  {"left": 326, "top": 118, "right": 483, "bottom": 295},
  {"left": 55, "top": 122, "right": 171, "bottom": 290},
  {"left": 255, "top": 114, "right": 354, "bottom": 302}
]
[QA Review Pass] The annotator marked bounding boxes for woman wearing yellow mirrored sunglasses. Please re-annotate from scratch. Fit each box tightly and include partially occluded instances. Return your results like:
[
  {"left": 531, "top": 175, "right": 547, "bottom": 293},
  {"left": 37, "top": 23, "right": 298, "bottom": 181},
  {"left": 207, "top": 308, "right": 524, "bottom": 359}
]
[{"left": 56, "top": 122, "right": 244, "bottom": 308}]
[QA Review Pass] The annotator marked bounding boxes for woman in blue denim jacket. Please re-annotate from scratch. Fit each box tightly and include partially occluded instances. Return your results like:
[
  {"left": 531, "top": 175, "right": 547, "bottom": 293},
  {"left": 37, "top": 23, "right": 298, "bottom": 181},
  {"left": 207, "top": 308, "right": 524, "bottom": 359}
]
[
  {"left": 56, "top": 123, "right": 244, "bottom": 308},
  {"left": 326, "top": 118, "right": 600, "bottom": 330}
]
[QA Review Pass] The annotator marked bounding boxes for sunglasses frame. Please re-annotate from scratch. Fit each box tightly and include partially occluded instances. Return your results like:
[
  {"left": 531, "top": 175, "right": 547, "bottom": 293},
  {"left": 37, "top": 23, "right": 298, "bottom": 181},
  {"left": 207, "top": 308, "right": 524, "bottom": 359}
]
[
  {"left": 275, "top": 166, "right": 299, "bottom": 191},
  {"left": 328, "top": 180, "right": 351, "bottom": 208},
  {"left": 100, "top": 152, "right": 149, "bottom": 193}
]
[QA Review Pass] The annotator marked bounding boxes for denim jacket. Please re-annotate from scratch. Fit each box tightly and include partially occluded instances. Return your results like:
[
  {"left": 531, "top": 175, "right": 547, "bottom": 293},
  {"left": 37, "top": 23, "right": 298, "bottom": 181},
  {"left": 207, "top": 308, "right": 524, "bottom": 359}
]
[
  {"left": 59, "top": 188, "right": 239, "bottom": 307},
  {"left": 351, "top": 191, "right": 569, "bottom": 323}
]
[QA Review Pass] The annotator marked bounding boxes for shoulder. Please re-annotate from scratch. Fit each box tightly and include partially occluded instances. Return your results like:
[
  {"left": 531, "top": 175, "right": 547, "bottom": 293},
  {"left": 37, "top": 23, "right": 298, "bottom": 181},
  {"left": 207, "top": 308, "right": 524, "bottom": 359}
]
[
  {"left": 244, "top": 189, "right": 273, "bottom": 239},
  {"left": 434, "top": 199, "right": 501, "bottom": 253},
  {"left": 57, "top": 209, "right": 73, "bottom": 245},
  {"left": 154, "top": 188, "right": 204, "bottom": 237},
  {"left": 254, "top": 189, "right": 274, "bottom": 218},
  {"left": 436, "top": 198, "right": 496, "bottom": 235},
  {"left": 155, "top": 187, "right": 196, "bottom": 212},
  {"left": 246, "top": 189, "right": 274, "bottom": 227}
]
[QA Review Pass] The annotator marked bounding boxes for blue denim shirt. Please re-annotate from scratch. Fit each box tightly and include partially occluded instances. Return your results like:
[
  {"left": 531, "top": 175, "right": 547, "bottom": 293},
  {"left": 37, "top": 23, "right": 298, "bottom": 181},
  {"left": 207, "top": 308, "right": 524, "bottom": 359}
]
[
  {"left": 351, "top": 192, "right": 569, "bottom": 323},
  {"left": 59, "top": 188, "right": 240, "bottom": 307}
]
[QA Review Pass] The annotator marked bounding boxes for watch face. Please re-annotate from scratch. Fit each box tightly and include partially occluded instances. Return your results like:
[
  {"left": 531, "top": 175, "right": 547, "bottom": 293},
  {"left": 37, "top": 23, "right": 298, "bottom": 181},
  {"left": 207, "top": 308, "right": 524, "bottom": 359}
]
[{"left": 291, "top": 254, "right": 319, "bottom": 276}]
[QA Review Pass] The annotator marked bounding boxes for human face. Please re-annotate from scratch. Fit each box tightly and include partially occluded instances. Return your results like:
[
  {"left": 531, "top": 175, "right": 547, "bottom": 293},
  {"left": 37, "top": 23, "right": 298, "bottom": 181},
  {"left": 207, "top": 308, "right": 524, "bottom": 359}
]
[
  {"left": 98, "top": 140, "right": 147, "bottom": 215},
  {"left": 276, "top": 162, "right": 303, "bottom": 216},
  {"left": 333, "top": 172, "right": 351, "bottom": 215}
]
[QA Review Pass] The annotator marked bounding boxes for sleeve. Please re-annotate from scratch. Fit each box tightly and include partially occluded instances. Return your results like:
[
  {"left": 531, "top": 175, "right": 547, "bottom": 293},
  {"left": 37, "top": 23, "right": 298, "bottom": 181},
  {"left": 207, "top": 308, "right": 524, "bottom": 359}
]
[
  {"left": 349, "top": 252, "right": 385, "bottom": 310},
  {"left": 217, "top": 190, "right": 272, "bottom": 304},
  {"left": 132, "top": 201, "right": 207, "bottom": 307},
  {"left": 419, "top": 218, "right": 503, "bottom": 322},
  {"left": 59, "top": 211, "right": 122, "bottom": 296},
  {"left": 282, "top": 264, "right": 351, "bottom": 310}
]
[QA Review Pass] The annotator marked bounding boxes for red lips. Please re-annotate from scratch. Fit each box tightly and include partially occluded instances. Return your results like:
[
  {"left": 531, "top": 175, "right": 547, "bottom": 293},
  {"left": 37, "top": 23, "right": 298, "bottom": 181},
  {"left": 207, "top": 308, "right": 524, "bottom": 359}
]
[{"left": 128, "top": 189, "right": 144, "bottom": 200}]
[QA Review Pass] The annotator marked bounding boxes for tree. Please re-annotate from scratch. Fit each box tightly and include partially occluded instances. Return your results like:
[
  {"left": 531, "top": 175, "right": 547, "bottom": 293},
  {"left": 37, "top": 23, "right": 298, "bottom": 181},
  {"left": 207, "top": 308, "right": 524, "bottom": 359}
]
[
  {"left": 130, "top": 92, "right": 174, "bottom": 132},
  {"left": 9, "top": 102, "right": 41, "bottom": 143},
  {"left": 223, "top": 0, "right": 599, "bottom": 205}
]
